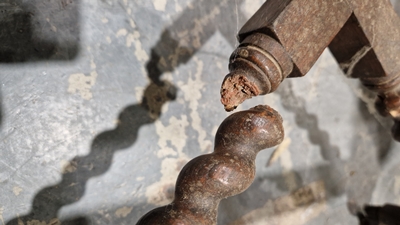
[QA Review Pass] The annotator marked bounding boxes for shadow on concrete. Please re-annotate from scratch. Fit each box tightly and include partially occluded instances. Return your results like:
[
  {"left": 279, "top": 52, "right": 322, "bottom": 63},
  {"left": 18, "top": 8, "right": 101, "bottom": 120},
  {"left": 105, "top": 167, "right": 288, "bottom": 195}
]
[
  {"left": 146, "top": 0, "right": 247, "bottom": 84},
  {"left": 5, "top": 43, "right": 177, "bottom": 225},
  {"left": 5, "top": 0, "right": 248, "bottom": 223},
  {"left": 276, "top": 80, "right": 347, "bottom": 196},
  {"left": 0, "top": 0, "right": 80, "bottom": 63}
]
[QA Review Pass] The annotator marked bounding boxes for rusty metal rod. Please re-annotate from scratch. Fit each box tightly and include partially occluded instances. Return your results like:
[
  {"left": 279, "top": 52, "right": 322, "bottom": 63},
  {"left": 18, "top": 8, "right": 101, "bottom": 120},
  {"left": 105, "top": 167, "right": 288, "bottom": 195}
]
[{"left": 136, "top": 105, "right": 284, "bottom": 224}]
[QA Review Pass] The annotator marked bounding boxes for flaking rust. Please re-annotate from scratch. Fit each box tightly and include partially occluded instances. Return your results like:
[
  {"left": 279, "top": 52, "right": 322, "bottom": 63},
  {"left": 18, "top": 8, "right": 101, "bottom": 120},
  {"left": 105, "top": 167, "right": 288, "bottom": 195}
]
[
  {"left": 221, "top": 0, "right": 400, "bottom": 141},
  {"left": 136, "top": 105, "right": 284, "bottom": 224}
]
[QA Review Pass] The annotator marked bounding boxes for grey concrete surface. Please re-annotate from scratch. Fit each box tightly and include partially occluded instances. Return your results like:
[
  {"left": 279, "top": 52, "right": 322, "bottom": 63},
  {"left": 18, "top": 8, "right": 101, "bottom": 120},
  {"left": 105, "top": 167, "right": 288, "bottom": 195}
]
[{"left": 0, "top": 0, "right": 400, "bottom": 224}]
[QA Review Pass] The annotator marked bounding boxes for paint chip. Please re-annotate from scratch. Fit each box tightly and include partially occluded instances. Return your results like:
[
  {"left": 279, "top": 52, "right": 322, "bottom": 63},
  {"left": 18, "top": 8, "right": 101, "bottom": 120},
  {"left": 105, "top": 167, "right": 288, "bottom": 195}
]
[
  {"left": 115, "top": 206, "right": 133, "bottom": 218},
  {"left": 13, "top": 186, "right": 23, "bottom": 196},
  {"left": 178, "top": 57, "right": 212, "bottom": 152},
  {"left": 116, "top": 29, "right": 128, "bottom": 37},
  {"left": 101, "top": 17, "right": 108, "bottom": 23},
  {"left": 68, "top": 72, "right": 98, "bottom": 100},
  {"left": 61, "top": 160, "right": 77, "bottom": 174},
  {"left": 152, "top": 0, "right": 167, "bottom": 11}
]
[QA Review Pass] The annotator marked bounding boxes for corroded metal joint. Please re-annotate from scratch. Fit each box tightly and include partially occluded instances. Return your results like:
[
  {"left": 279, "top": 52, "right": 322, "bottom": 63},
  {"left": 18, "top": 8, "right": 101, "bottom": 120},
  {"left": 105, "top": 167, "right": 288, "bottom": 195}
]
[
  {"left": 361, "top": 74, "right": 400, "bottom": 141},
  {"left": 360, "top": 75, "right": 400, "bottom": 94},
  {"left": 220, "top": 33, "right": 293, "bottom": 111},
  {"left": 137, "top": 105, "right": 284, "bottom": 224}
]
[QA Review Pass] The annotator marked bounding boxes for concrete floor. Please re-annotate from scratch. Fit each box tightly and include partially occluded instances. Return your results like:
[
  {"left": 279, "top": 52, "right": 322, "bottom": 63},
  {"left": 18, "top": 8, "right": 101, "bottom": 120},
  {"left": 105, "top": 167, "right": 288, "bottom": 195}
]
[{"left": 1, "top": 0, "right": 400, "bottom": 224}]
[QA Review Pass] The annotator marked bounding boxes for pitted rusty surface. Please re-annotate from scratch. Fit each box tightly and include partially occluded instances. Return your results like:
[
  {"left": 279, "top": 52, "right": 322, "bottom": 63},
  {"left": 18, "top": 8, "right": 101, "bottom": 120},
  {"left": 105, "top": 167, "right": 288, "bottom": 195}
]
[
  {"left": 221, "top": 0, "right": 400, "bottom": 141},
  {"left": 221, "top": 33, "right": 293, "bottom": 111},
  {"left": 1, "top": 1, "right": 400, "bottom": 225},
  {"left": 137, "top": 105, "right": 284, "bottom": 224}
]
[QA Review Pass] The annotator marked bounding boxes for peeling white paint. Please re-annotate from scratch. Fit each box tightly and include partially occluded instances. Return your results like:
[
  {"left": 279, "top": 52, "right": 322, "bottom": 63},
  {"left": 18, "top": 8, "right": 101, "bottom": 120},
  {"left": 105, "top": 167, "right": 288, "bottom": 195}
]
[
  {"left": 179, "top": 57, "right": 212, "bottom": 152},
  {"left": 13, "top": 186, "right": 23, "bottom": 196},
  {"left": 67, "top": 58, "right": 98, "bottom": 100},
  {"left": 175, "top": 2, "right": 224, "bottom": 50},
  {"left": 146, "top": 116, "right": 190, "bottom": 205},
  {"left": 61, "top": 160, "right": 77, "bottom": 174},
  {"left": 126, "top": 31, "right": 149, "bottom": 63},
  {"left": 190, "top": 7, "right": 221, "bottom": 48},
  {"left": 155, "top": 116, "right": 189, "bottom": 158},
  {"left": 152, "top": 0, "right": 167, "bottom": 11},
  {"left": 115, "top": 206, "right": 133, "bottom": 218},
  {"left": 135, "top": 86, "right": 145, "bottom": 102},
  {"left": 116, "top": 29, "right": 128, "bottom": 37},
  {"left": 68, "top": 72, "right": 98, "bottom": 100}
]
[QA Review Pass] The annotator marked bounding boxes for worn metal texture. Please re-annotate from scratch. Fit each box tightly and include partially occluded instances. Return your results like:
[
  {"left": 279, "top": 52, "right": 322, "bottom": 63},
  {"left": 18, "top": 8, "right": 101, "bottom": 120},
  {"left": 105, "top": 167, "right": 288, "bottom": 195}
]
[
  {"left": 221, "top": 32, "right": 293, "bottom": 111},
  {"left": 0, "top": 0, "right": 399, "bottom": 225},
  {"left": 137, "top": 105, "right": 284, "bottom": 224},
  {"left": 222, "top": 0, "right": 400, "bottom": 142},
  {"left": 239, "top": 0, "right": 353, "bottom": 77}
]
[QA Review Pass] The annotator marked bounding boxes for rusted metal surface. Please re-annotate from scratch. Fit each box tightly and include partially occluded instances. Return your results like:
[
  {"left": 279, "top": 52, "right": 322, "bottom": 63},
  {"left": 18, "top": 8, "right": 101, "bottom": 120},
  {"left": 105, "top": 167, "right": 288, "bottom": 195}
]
[
  {"left": 221, "top": 33, "right": 293, "bottom": 111},
  {"left": 220, "top": 0, "right": 400, "bottom": 141},
  {"left": 136, "top": 105, "right": 284, "bottom": 224},
  {"left": 238, "top": 0, "right": 352, "bottom": 77}
]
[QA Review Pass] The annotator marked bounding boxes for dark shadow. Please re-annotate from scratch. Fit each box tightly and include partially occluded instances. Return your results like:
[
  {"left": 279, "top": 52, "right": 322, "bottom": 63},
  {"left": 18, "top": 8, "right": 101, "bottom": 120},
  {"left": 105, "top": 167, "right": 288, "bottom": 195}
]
[
  {"left": 6, "top": 0, "right": 249, "bottom": 223},
  {"left": 356, "top": 204, "right": 400, "bottom": 225},
  {"left": 273, "top": 81, "right": 392, "bottom": 223},
  {"left": 147, "top": 0, "right": 247, "bottom": 80},
  {"left": 0, "top": 0, "right": 80, "bottom": 62},
  {"left": 218, "top": 81, "right": 394, "bottom": 224},
  {"left": 5, "top": 27, "right": 178, "bottom": 225},
  {"left": 61, "top": 217, "right": 91, "bottom": 225},
  {"left": 345, "top": 98, "right": 393, "bottom": 219},
  {"left": 275, "top": 80, "right": 347, "bottom": 196}
]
